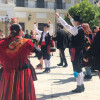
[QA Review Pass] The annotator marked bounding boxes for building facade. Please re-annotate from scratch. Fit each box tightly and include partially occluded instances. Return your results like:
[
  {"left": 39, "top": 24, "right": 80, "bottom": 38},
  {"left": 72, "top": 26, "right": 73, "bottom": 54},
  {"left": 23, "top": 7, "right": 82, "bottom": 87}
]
[{"left": 0, "top": 0, "right": 97, "bottom": 35}]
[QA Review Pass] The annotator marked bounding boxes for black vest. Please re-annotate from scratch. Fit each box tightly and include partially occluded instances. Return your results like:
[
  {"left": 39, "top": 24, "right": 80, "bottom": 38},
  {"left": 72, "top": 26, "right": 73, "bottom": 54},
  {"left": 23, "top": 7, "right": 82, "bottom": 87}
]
[
  {"left": 71, "top": 26, "right": 84, "bottom": 49},
  {"left": 39, "top": 32, "right": 51, "bottom": 46}
]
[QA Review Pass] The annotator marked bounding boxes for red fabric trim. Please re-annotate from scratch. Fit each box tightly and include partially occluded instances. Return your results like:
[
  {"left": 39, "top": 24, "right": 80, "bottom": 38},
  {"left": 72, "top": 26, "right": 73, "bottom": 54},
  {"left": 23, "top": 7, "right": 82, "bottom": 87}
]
[
  {"left": 41, "top": 41, "right": 46, "bottom": 45},
  {"left": 8, "top": 71, "right": 15, "bottom": 100},
  {"left": 71, "top": 48, "right": 76, "bottom": 62},
  {"left": 24, "top": 69, "right": 28, "bottom": 100},
  {"left": 2, "top": 72, "right": 9, "bottom": 100},
  {"left": 0, "top": 69, "right": 36, "bottom": 100},
  {"left": 50, "top": 40, "right": 54, "bottom": 47},
  {"left": 47, "top": 45, "right": 50, "bottom": 54}
]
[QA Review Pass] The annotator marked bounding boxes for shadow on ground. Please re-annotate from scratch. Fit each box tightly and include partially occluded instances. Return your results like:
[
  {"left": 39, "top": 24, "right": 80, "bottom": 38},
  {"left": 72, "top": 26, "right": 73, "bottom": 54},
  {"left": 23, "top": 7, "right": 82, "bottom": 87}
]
[
  {"left": 36, "top": 66, "right": 57, "bottom": 74},
  {"left": 56, "top": 56, "right": 70, "bottom": 58},
  {"left": 51, "top": 77, "right": 76, "bottom": 85},
  {"left": 37, "top": 91, "right": 75, "bottom": 100},
  {"left": 36, "top": 72, "right": 73, "bottom": 76}
]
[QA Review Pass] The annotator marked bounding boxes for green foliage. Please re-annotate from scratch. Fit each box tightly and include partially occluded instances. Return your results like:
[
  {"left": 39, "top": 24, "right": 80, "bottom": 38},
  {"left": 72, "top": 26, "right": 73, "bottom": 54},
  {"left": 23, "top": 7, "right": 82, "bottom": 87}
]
[{"left": 65, "top": 0, "right": 100, "bottom": 28}]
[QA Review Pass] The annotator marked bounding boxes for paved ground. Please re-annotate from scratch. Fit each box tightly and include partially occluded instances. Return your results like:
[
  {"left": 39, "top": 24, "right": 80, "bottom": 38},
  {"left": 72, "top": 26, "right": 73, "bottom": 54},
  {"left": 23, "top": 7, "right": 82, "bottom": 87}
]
[{"left": 30, "top": 49, "right": 100, "bottom": 100}]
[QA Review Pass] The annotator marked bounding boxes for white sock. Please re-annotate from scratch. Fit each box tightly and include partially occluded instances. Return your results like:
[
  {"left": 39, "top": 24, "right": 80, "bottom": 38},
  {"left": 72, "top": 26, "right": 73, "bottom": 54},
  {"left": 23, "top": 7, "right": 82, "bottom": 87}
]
[
  {"left": 76, "top": 73, "right": 82, "bottom": 86},
  {"left": 81, "top": 72, "right": 84, "bottom": 85},
  {"left": 44, "top": 60, "right": 47, "bottom": 68},
  {"left": 47, "top": 60, "right": 50, "bottom": 68}
]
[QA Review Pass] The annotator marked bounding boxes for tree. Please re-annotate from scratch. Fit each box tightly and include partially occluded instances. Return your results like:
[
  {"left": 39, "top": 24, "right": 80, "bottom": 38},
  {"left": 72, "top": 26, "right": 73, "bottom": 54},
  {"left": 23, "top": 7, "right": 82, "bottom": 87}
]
[
  {"left": 92, "top": 6, "right": 100, "bottom": 26},
  {"left": 65, "top": 0, "right": 100, "bottom": 28}
]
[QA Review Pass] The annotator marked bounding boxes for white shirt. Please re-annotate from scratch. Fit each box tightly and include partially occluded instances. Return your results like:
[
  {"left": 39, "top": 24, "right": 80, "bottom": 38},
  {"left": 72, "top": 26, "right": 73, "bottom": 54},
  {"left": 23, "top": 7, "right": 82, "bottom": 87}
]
[
  {"left": 36, "top": 35, "right": 41, "bottom": 41},
  {"left": 33, "top": 24, "right": 53, "bottom": 42},
  {"left": 58, "top": 17, "right": 81, "bottom": 36}
]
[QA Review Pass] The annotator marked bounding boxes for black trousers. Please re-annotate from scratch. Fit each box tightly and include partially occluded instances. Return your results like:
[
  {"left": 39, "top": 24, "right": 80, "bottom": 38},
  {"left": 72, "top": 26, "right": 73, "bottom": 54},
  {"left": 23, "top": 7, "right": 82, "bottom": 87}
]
[
  {"left": 59, "top": 48, "right": 67, "bottom": 65},
  {"left": 72, "top": 48, "right": 82, "bottom": 73}
]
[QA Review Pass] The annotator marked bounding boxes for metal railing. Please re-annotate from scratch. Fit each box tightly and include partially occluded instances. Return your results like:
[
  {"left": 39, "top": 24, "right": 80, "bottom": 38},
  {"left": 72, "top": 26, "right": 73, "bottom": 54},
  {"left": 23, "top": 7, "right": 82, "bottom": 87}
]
[
  {"left": 56, "top": 2, "right": 66, "bottom": 9},
  {"left": 16, "top": 0, "right": 28, "bottom": 7},
  {"left": 15, "top": 0, "right": 66, "bottom": 9},
  {"left": 35, "top": 1, "right": 48, "bottom": 8}
]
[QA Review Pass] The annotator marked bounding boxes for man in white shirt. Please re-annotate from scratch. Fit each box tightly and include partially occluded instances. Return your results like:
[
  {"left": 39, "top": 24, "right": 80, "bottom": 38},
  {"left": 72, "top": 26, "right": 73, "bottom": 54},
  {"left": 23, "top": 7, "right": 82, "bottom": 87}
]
[
  {"left": 55, "top": 13, "right": 85, "bottom": 93},
  {"left": 34, "top": 21, "right": 53, "bottom": 73}
]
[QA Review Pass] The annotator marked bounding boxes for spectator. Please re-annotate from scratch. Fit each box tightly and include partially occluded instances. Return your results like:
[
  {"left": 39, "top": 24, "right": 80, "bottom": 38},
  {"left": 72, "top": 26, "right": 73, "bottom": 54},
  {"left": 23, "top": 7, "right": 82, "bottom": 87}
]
[
  {"left": 53, "top": 24, "right": 69, "bottom": 67},
  {"left": 24, "top": 30, "right": 32, "bottom": 39},
  {"left": 0, "top": 29, "right": 5, "bottom": 40}
]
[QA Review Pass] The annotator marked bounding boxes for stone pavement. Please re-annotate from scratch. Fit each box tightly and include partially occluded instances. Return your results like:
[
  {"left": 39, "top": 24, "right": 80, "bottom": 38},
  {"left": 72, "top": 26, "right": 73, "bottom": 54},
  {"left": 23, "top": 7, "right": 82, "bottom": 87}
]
[{"left": 30, "top": 49, "right": 100, "bottom": 100}]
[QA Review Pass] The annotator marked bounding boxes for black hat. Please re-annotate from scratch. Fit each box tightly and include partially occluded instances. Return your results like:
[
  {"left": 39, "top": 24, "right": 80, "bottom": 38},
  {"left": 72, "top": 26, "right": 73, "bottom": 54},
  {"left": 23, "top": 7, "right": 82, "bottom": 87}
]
[
  {"left": 57, "top": 23, "right": 64, "bottom": 29},
  {"left": 44, "top": 23, "right": 50, "bottom": 27},
  {"left": 73, "top": 16, "right": 82, "bottom": 23}
]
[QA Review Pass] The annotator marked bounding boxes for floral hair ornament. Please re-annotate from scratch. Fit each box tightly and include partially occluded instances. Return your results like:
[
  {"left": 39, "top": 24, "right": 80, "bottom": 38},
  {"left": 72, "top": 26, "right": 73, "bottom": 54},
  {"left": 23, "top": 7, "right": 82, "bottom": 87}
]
[{"left": 82, "top": 23, "right": 92, "bottom": 35}]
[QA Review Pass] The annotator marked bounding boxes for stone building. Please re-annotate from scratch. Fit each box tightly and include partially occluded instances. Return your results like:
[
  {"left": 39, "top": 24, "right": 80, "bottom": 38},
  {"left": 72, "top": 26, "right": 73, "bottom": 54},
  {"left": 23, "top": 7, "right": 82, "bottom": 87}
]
[{"left": 0, "top": 0, "right": 97, "bottom": 36}]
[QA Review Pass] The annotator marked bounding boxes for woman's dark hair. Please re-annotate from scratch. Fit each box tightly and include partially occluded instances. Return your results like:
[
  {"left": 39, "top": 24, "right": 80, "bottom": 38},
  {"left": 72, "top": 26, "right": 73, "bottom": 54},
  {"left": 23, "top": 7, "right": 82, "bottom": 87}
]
[
  {"left": 10, "top": 23, "right": 22, "bottom": 36},
  {"left": 92, "top": 26, "right": 97, "bottom": 33},
  {"left": 57, "top": 23, "right": 64, "bottom": 29}
]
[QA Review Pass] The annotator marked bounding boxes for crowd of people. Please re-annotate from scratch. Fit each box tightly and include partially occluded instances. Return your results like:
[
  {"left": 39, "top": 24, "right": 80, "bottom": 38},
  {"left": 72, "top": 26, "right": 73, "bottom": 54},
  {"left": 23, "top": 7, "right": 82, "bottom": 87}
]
[{"left": 0, "top": 12, "right": 100, "bottom": 99}]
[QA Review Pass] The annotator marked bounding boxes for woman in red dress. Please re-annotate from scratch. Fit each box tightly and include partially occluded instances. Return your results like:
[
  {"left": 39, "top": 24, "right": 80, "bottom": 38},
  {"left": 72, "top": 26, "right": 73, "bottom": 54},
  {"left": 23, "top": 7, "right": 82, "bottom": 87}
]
[{"left": 0, "top": 23, "right": 43, "bottom": 100}]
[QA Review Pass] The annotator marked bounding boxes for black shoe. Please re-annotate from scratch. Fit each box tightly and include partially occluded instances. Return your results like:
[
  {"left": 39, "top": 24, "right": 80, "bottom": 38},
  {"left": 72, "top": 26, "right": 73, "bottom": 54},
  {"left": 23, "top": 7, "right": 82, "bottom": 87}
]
[
  {"left": 57, "top": 63, "right": 63, "bottom": 66},
  {"left": 71, "top": 86, "right": 82, "bottom": 93},
  {"left": 46, "top": 68, "right": 50, "bottom": 73},
  {"left": 43, "top": 68, "right": 50, "bottom": 73},
  {"left": 84, "top": 75, "right": 92, "bottom": 79},
  {"left": 43, "top": 68, "right": 48, "bottom": 73},
  {"left": 81, "top": 84, "right": 85, "bottom": 92},
  {"left": 63, "top": 64, "right": 68, "bottom": 67}
]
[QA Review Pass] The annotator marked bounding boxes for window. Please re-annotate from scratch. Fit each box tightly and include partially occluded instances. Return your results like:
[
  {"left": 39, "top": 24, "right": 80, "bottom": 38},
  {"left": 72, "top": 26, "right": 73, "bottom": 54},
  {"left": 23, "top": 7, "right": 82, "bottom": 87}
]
[
  {"left": 16, "top": 0, "right": 25, "bottom": 7},
  {"left": 56, "top": 0, "right": 63, "bottom": 9},
  {"left": 37, "top": 0, "right": 45, "bottom": 8}
]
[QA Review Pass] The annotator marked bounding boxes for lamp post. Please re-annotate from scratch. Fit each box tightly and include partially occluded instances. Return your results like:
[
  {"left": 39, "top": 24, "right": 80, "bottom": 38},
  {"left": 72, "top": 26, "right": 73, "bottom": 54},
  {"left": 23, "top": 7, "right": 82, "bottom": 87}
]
[
  {"left": 2, "top": 14, "right": 10, "bottom": 37},
  {"left": 54, "top": 0, "right": 57, "bottom": 48},
  {"left": 54, "top": 0, "right": 57, "bottom": 35},
  {"left": 28, "top": 14, "right": 32, "bottom": 21}
]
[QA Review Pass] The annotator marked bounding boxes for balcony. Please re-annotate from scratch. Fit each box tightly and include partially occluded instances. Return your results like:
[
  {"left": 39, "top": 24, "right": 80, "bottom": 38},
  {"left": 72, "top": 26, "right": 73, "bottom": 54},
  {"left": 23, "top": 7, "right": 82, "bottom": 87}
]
[
  {"left": 16, "top": 0, "right": 25, "bottom": 7},
  {"left": 16, "top": 0, "right": 28, "bottom": 7}
]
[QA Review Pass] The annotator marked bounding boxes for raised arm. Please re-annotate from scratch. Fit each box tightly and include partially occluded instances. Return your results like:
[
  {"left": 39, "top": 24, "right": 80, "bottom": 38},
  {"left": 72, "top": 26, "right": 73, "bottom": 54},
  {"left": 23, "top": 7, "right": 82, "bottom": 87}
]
[
  {"left": 55, "top": 13, "right": 78, "bottom": 36},
  {"left": 67, "top": 13, "right": 74, "bottom": 26},
  {"left": 33, "top": 22, "right": 43, "bottom": 34},
  {"left": 70, "top": 19, "right": 75, "bottom": 26},
  {"left": 48, "top": 20, "right": 53, "bottom": 36}
]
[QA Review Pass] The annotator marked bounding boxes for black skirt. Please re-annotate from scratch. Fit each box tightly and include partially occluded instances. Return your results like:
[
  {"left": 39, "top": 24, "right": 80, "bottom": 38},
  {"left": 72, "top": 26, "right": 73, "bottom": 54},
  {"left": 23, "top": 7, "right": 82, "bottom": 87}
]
[{"left": 41, "top": 45, "right": 50, "bottom": 60}]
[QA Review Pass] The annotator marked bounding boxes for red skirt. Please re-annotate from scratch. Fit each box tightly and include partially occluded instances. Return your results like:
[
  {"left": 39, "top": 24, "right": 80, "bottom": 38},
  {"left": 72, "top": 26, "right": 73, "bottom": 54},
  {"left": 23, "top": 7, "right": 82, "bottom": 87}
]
[{"left": 0, "top": 69, "right": 36, "bottom": 100}]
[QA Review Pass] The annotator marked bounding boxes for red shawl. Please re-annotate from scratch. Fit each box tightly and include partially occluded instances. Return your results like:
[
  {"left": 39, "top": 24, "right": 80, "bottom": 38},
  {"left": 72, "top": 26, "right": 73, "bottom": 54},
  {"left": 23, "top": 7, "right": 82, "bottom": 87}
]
[{"left": 0, "top": 36, "right": 34, "bottom": 72}]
